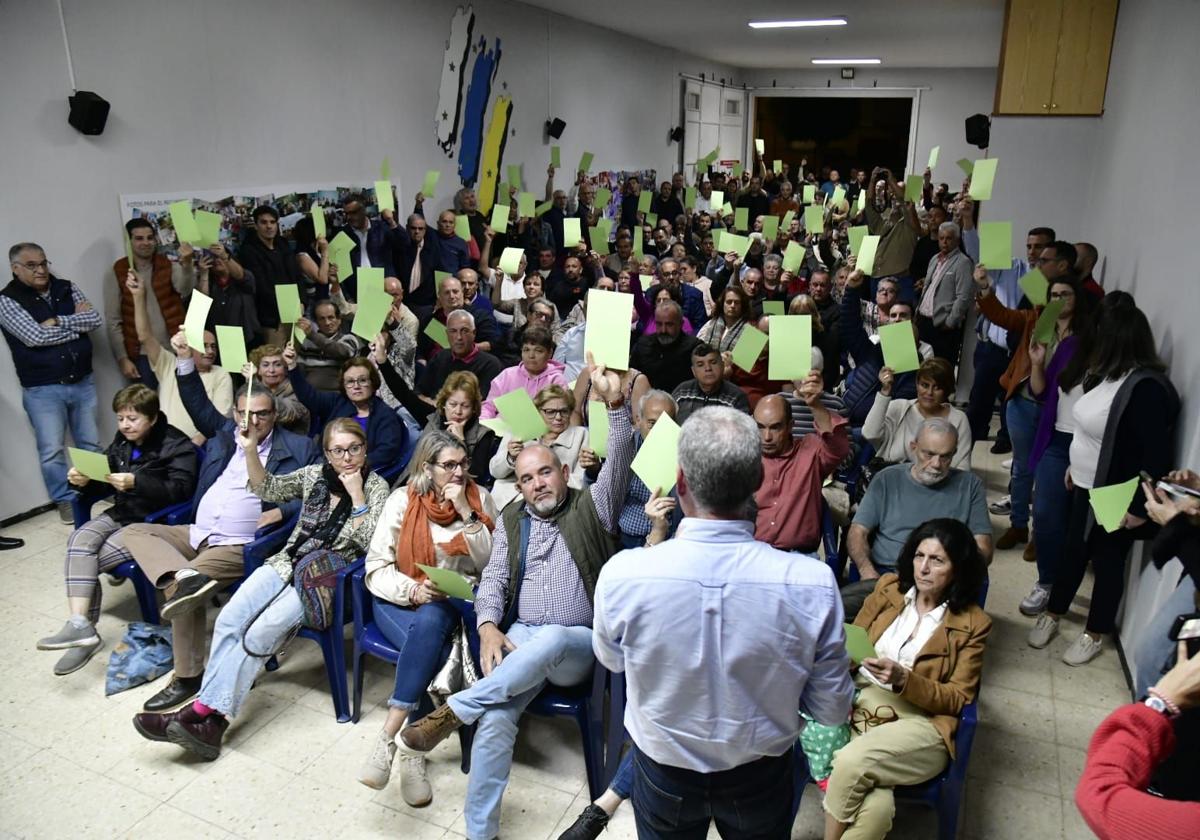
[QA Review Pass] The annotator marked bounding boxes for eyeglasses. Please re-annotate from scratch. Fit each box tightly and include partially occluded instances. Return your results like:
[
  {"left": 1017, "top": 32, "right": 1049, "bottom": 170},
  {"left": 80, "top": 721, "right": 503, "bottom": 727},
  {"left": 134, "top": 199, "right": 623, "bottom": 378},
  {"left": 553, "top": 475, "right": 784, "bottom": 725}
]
[
  {"left": 237, "top": 408, "right": 276, "bottom": 421},
  {"left": 343, "top": 377, "right": 373, "bottom": 387},
  {"left": 327, "top": 443, "right": 365, "bottom": 459},
  {"left": 850, "top": 704, "right": 898, "bottom": 735},
  {"left": 16, "top": 260, "right": 50, "bottom": 272},
  {"left": 433, "top": 459, "right": 468, "bottom": 472},
  {"left": 539, "top": 407, "right": 570, "bottom": 418}
]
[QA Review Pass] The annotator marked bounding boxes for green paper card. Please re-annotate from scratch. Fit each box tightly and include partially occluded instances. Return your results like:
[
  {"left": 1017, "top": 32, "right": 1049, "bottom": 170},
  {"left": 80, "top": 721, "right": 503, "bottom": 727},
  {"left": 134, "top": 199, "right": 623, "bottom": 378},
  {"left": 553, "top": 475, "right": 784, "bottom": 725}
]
[
  {"left": 732, "top": 162, "right": 744, "bottom": 179},
  {"left": 497, "top": 182, "right": 510, "bottom": 204},
  {"left": 123, "top": 229, "right": 136, "bottom": 268},
  {"left": 956, "top": 158, "right": 974, "bottom": 175},
  {"left": 328, "top": 231, "right": 356, "bottom": 256},
  {"left": 495, "top": 388, "right": 549, "bottom": 440},
  {"left": 637, "top": 191, "right": 652, "bottom": 214},
  {"left": 195, "top": 210, "right": 222, "bottom": 248},
  {"left": 734, "top": 207, "right": 749, "bottom": 232},
  {"left": 978, "top": 221, "right": 1013, "bottom": 269},
  {"left": 563, "top": 218, "right": 582, "bottom": 248},
  {"left": 1032, "top": 299, "right": 1065, "bottom": 345},
  {"left": 782, "top": 241, "right": 804, "bottom": 273},
  {"left": 294, "top": 322, "right": 308, "bottom": 345},
  {"left": 578, "top": 151, "right": 594, "bottom": 173},
  {"left": 724, "top": 233, "right": 751, "bottom": 260},
  {"left": 583, "top": 289, "right": 634, "bottom": 371},
  {"left": 767, "top": 315, "right": 812, "bottom": 380},
  {"left": 711, "top": 230, "right": 724, "bottom": 253},
  {"left": 590, "top": 230, "right": 610, "bottom": 254},
  {"left": 518, "top": 191, "right": 535, "bottom": 218},
  {"left": 879, "top": 321, "right": 920, "bottom": 373},
  {"left": 352, "top": 287, "right": 391, "bottom": 341},
  {"left": 804, "top": 205, "right": 825, "bottom": 235},
  {"left": 551, "top": 145, "right": 561, "bottom": 168},
  {"left": 781, "top": 210, "right": 796, "bottom": 231},
  {"left": 730, "top": 325, "right": 767, "bottom": 371},
  {"left": 968, "top": 158, "right": 998, "bottom": 200},
  {"left": 534, "top": 200, "right": 553, "bottom": 217},
  {"left": 587, "top": 401, "right": 610, "bottom": 458},
  {"left": 595, "top": 187, "right": 612, "bottom": 207},
  {"left": 710, "top": 191, "right": 724, "bottom": 211},
  {"left": 358, "top": 267, "right": 386, "bottom": 296},
  {"left": 755, "top": 138, "right": 765, "bottom": 154},
  {"left": 721, "top": 203, "right": 733, "bottom": 217},
  {"left": 184, "top": 290, "right": 213, "bottom": 351},
  {"left": 1019, "top": 268, "right": 1049, "bottom": 306},
  {"left": 455, "top": 215, "right": 472, "bottom": 241},
  {"left": 422, "top": 169, "right": 440, "bottom": 199},
  {"left": 684, "top": 186, "right": 696, "bottom": 209},
  {"left": 311, "top": 203, "right": 326, "bottom": 240},
  {"left": 857, "top": 190, "right": 867, "bottom": 213},
  {"left": 1089, "top": 478, "right": 1140, "bottom": 533},
  {"left": 844, "top": 623, "right": 877, "bottom": 663},
  {"left": 375, "top": 180, "right": 395, "bottom": 213},
  {"left": 904, "top": 175, "right": 924, "bottom": 203},
  {"left": 275, "top": 285, "right": 302, "bottom": 323},
  {"left": 478, "top": 417, "right": 512, "bottom": 437},
  {"left": 632, "top": 228, "right": 643, "bottom": 256},
  {"left": 380, "top": 157, "right": 391, "bottom": 179},
  {"left": 832, "top": 185, "right": 846, "bottom": 207},
  {"left": 762, "top": 300, "right": 786, "bottom": 316},
  {"left": 215, "top": 325, "right": 247, "bottom": 371},
  {"left": 848, "top": 225, "right": 869, "bottom": 256},
  {"left": 928, "top": 146, "right": 940, "bottom": 169},
  {"left": 424, "top": 318, "right": 449, "bottom": 348},
  {"left": 498, "top": 247, "right": 524, "bottom": 276},
  {"left": 69, "top": 447, "right": 111, "bottom": 483},
  {"left": 761, "top": 215, "right": 780, "bottom": 242},
  {"left": 803, "top": 185, "right": 816, "bottom": 204},
  {"left": 434, "top": 270, "right": 452, "bottom": 292},
  {"left": 170, "top": 201, "right": 200, "bottom": 244},
  {"left": 491, "top": 204, "right": 510, "bottom": 234},
  {"left": 507, "top": 164, "right": 522, "bottom": 190},
  {"left": 772, "top": 159, "right": 782, "bottom": 174},
  {"left": 416, "top": 564, "right": 476, "bottom": 601},
  {"left": 857, "top": 235, "right": 881, "bottom": 276},
  {"left": 631, "top": 412, "right": 681, "bottom": 495},
  {"left": 646, "top": 213, "right": 658, "bottom": 227}
]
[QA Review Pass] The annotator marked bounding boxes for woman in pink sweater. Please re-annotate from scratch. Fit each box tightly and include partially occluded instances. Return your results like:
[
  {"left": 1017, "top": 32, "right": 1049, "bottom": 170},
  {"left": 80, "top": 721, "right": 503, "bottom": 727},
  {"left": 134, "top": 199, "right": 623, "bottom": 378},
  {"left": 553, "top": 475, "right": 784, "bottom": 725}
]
[{"left": 479, "top": 326, "right": 567, "bottom": 419}]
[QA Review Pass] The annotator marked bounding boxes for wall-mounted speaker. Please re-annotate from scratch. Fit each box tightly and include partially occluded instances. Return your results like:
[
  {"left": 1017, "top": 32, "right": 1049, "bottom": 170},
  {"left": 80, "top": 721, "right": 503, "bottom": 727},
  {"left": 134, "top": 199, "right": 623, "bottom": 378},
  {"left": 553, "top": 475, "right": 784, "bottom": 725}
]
[
  {"left": 669, "top": 126, "right": 684, "bottom": 143},
  {"left": 68, "top": 91, "right": 110, "bottom": 135},
  {"left": 965, "top": 113, "right": 991, "bottom": 149},
  {"left": 545, "top": 118, "right": 566, "bottom": 139}
]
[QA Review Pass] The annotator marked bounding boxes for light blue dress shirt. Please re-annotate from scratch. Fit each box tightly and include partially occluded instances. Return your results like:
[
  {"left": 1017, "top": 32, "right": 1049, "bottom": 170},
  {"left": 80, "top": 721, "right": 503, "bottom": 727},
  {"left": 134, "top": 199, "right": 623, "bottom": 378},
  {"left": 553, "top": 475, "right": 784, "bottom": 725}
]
[
  {"left": 962, "top": 227, "right": 1028, "bottom": 346},
  {"left": 592, "top": 517, "right": 854, "bottom": 772}
]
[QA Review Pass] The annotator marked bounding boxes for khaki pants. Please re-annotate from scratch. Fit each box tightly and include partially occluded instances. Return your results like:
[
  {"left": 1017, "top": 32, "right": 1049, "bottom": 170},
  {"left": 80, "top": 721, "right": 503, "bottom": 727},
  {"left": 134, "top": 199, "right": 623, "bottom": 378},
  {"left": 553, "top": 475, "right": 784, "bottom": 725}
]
[
  {"left": 122, "top": 524, "right": 246, "bottom": 678},
  {"left": 824, "top": 683, "right": 950, "bottom": 840}
]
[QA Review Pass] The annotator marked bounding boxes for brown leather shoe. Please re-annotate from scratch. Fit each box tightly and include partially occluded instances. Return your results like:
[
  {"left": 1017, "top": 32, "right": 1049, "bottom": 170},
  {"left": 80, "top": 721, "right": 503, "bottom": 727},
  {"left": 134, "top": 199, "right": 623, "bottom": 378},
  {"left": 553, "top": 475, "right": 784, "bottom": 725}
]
[
  {"left": 996, "top": 526, "right": 1029, "bottom": 550},
  {"left": 166, "top": 712, "right": 228, "bottom": 761},
  {"left": 1023, "top": 541, "right": 1037, "bottom": 563},
  {"left": 133, "top": 703, "right": 204, "bottom": 743},
  {"left": 399, "top": 703, "right": 463, "bottom": 753}
]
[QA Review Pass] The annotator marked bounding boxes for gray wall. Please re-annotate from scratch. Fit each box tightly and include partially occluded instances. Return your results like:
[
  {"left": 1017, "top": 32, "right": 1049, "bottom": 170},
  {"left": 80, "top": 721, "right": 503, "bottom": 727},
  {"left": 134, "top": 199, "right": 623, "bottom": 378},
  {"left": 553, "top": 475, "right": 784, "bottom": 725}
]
[{"left": 0, "top": 0, "right": 734, "bottom": 519}]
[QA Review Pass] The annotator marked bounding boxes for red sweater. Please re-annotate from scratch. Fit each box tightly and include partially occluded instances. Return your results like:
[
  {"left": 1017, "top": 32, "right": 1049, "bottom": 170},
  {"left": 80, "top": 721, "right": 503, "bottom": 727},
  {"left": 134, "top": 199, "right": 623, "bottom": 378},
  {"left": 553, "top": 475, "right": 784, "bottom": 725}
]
[{"left": 1075, "top": 704, "right": 1200, "bottom": 840}]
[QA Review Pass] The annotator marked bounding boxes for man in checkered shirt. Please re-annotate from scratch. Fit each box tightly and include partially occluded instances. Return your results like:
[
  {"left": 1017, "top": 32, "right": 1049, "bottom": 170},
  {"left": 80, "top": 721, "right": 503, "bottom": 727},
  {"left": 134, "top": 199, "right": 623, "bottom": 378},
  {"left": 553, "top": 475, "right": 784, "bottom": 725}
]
[{"left": 398, "top": 358, "right": 635, "bottom": 840}]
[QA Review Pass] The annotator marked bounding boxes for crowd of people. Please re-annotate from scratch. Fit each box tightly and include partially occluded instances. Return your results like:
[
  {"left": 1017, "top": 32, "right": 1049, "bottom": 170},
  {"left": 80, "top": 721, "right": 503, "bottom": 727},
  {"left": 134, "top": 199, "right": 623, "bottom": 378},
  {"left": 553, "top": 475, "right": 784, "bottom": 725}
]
[{"left": 3, "top": 148, "right": 1197, "bottom": 839}]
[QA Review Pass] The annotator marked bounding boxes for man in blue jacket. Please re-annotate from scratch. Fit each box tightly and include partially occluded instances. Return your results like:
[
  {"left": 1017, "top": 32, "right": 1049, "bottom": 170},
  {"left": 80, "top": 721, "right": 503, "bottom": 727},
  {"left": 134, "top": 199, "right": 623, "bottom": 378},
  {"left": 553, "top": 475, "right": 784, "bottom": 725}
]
[
  {"left": 334, "top": 194, "right": 396, "bottom": 302},
  {"left": 121, "top": 329, "right": 319, "bottom": 713}
]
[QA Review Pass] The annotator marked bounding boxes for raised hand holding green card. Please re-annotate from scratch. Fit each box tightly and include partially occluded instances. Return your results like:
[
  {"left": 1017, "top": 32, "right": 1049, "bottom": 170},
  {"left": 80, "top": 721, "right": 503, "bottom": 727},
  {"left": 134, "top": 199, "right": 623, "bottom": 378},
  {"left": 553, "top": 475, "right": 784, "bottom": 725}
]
[
  {"left": 184, "top": 291, "right": 213, "bottom": 351},
  {"left": 782, "top": 241, "right": 804, "bottom": 273},
  {"left": 587, "top": 401, "right": 610, "bottom": 458},
  {"left": 583, "top": 289, "right": 634, "bottom": 370},
  {"left": 631, "top": 413, "right": 681, "bottom": 495},
  {"left": 578, "top": 151, "right": 594, "bottom": 173},
  {"left": 734, "top": 207, "right": 749, "bottom": 232},
  {"left": 761, "top": 300, "right": 785, "bottom": 316},
  {"left": 1019, "top": 268, "right": 1049, "bottom": 306},
  {"left": 495, "top": 389, "right": 549, "bottom": 440},
  {"left": 215, "top": 325, "right": 247, "bottom": 371},
  {"left": 730, "top": 326, "right": 767, "bottom": 371},
  {"left": 422, "top": 170, "right": 440, "bottom": 199},
  {"left": 767, "top": 315, "right": 812, "bottom": 380},
  {"left": 878, "top": 321, "right": 920, "bottom": 373},
  {"left": 375, "top": 180, "right": 395, "bottom": 213},
  {"left": 563, "top": 218, "right": 582, "bottom": 248},
  {"left": 968, "top": 158, "right": 998, "bottom": 200},
  {"left": 550, "top": 146, "right": 561, "bottom": 168},
  {"left": 170, "top": 201, "right": 200, "bottom": 244},
  {"left": 1032, "top": 299, "right": 1064, "bottom": 345},
  {"left": 856, "top": 235, "right": 881, "bottom": 275},
  {"left": 491, "top": 204, "right": 510, "bottom": 234},
  {"left": 978, "top": 221, "right": 1013, "bottom": 269}
]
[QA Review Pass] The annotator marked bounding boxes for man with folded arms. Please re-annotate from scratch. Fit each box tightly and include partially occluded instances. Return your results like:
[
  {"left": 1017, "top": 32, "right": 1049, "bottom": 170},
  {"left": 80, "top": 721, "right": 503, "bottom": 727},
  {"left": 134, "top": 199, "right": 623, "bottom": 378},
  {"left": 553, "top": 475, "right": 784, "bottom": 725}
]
[{"left": 592, "top": 406, "right": 853, "bottom": 837}]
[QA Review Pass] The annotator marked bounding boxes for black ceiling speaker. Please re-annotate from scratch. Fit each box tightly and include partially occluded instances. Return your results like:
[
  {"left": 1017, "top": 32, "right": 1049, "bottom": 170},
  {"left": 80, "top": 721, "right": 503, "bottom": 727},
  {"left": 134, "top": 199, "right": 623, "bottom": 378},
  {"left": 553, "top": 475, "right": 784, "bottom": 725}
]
[
  {"left": 965, "top": 113, "right": 991, "bottom": 149},
  {"left": 68, "top": 90, "right": 110, "bottom": 135},
  {"left": 669, "top": 126, "right": 684, "bottom": 143},
  {"left": 545, "top": 118, "right": 566, "bottom": 139}
]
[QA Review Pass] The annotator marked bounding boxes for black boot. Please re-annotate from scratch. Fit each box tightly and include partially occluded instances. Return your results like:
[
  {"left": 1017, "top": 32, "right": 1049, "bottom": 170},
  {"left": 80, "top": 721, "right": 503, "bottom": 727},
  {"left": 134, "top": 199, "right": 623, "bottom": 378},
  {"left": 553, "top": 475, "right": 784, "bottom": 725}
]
[{"left": 557, "top": 804, "right": 610, "bottom": 840}]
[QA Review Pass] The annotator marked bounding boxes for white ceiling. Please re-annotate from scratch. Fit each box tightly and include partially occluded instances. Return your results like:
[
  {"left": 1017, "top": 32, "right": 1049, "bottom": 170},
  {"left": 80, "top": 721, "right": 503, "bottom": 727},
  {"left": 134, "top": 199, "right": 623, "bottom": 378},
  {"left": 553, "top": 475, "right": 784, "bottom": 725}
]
[{"left": 523, "top": 0, "right": 1007, "bottom": 69}]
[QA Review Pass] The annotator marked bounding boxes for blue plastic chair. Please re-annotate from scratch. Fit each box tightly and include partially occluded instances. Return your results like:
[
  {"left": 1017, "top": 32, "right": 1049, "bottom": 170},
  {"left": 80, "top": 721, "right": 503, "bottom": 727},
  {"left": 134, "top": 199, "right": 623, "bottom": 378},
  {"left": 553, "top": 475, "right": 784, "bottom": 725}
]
[
  {"left": 349, "top": 567, "right": 474, "bottom": 767},
  {"left": 820, "top": 499, "right": 842, "bottom": 583}
]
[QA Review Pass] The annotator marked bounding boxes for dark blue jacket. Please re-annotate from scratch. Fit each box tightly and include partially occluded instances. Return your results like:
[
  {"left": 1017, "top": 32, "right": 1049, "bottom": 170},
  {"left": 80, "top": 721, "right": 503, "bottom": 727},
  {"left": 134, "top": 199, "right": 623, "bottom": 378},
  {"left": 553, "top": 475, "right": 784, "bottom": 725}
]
[
  {"left": 839, "top": 284, "right": 918, "bottom": 425},
  {"left": 178, "top": 365, "right": 319, "bottom": 523},
  {"left": 334, "top": 220, "right": 396, "bottom": 300},
  {"left": 286, "top": 368, "right": 406, "bottom": 471},
  {"left": 389, "top": 213, "right": 439, "bottom": 308}
]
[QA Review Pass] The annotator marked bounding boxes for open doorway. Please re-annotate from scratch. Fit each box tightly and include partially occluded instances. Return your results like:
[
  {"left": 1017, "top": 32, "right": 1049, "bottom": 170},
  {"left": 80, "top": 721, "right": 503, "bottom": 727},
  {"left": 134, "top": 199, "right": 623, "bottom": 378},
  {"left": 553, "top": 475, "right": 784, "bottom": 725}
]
[{"left": 753, "top": 96, "right": 913, "bottom": 182}]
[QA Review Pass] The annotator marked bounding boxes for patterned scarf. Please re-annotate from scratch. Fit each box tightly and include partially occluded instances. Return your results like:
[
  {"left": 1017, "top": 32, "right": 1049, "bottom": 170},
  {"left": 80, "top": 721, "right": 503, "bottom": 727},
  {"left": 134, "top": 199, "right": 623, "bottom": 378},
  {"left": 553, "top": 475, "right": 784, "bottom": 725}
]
[{"left": 394, "top": 481, "right": 494, "bottom": 582}]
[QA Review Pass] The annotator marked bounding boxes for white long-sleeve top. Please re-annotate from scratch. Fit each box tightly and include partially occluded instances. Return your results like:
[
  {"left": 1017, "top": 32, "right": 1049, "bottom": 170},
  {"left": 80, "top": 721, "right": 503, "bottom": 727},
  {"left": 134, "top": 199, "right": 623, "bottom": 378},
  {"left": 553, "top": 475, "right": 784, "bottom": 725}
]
[{"left": 862, "top": 394, "right": 973, "bottom": 470}]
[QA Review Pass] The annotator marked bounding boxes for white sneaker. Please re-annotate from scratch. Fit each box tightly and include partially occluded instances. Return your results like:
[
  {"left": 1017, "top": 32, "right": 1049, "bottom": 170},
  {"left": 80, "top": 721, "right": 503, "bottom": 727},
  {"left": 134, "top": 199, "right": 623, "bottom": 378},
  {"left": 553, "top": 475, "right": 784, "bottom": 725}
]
[
  {"left": 396, "top": 740, "right": 433, "bottom": 807},
  {"left": 1019, "top": 584, "right": 1051, "bottom": 616},
  {"left": 1063, "top": 633, "right": 1103, "bottom": 666},
  {"left": 1028, "top": 613, "right": 1058, "bottom": 649},
  {"left": 989, "top": 495, "right": 1012, "bottom": 515},
  {"left": 1002, "top": 458, "right": 1013, "bottom": 469},
  {"left": 357, "top": 728, "right": 396, "bottom": 790}
]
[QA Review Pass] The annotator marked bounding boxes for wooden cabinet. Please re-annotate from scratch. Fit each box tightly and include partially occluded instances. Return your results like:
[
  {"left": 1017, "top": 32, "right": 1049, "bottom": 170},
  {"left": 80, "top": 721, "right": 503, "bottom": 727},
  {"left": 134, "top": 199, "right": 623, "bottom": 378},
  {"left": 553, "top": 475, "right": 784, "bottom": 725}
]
[{"left": 994, "top": 0, "right": 1119, "bottom": 115}]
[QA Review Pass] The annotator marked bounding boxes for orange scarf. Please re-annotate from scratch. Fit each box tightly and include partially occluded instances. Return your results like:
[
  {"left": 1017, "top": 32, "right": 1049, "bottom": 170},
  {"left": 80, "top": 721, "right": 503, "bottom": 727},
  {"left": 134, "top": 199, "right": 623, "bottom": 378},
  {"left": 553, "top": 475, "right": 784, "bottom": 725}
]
[{"left": 395, "top": 482, "right": 495, "bottom": 582}]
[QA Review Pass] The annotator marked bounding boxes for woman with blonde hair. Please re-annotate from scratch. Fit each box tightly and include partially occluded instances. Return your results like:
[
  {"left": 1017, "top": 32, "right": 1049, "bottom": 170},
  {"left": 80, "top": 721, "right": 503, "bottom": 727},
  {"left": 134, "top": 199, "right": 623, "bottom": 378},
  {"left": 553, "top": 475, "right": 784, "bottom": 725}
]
[{"left": 489, "top": 384, "right": 590, "bottom": 509}]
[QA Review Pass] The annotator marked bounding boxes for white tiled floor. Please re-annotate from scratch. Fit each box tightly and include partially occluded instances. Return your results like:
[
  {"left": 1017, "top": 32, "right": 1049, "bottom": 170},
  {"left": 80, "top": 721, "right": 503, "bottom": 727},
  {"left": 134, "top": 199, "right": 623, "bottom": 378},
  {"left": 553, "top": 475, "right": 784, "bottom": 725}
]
[{"left": 0, "top": 437, "right": 1126, "bottom": 839}]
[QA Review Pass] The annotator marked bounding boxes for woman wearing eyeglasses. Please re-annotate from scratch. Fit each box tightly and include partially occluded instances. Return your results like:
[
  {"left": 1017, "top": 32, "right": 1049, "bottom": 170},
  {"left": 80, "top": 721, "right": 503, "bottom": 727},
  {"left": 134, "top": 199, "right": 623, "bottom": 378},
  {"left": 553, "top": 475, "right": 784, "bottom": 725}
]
[
  {"left": 357, "top": 430, "right": 497, "bottom": 804},
  {"left": 281, "top": 344, "right": 406, "bottom": 471},
  {"left": 487, "top": 384, "right": 590, "bottom": 510},
  {"left": 823, "top": 518, "right": 990, "bottom": 840},
  {"left": 132, "top": 418, "right": 388, "bottom": 760}
]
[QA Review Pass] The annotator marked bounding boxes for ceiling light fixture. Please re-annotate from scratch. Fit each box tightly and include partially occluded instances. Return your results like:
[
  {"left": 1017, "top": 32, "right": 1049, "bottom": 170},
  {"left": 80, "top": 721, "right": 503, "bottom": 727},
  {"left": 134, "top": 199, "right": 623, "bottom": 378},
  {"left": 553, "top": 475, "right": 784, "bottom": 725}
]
[
  {"left": 811, "top": 58, "right": 881, "bottom": 65},
  {"left": 748, "top": 18, "right": 847, "bottom": 29}
]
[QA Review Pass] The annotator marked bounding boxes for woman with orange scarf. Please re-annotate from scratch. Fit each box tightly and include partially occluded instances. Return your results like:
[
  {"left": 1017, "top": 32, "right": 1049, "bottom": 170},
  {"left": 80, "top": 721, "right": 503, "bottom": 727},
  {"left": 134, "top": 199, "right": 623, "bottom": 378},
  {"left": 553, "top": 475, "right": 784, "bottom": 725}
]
[{"left": 359, "top": 430, "right": 497, "bottom": 805}]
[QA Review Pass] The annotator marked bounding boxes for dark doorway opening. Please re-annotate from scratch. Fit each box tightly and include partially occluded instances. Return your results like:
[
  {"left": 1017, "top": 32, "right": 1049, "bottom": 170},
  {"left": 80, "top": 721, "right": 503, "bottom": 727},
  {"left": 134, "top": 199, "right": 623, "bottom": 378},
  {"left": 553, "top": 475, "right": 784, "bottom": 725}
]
[{"left": 753, "top": 96, "right": 912, "bottom": 183}]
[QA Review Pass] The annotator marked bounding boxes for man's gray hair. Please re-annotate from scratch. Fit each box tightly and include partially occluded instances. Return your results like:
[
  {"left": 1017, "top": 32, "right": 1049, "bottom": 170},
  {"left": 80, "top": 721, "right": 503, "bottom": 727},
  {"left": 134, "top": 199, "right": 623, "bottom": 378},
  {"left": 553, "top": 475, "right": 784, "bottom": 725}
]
[
  {"left": 8, "top": 242, "right": 43, "bottom": 263},
  {"left": 763, "top": 253, "right": 783, "bottom": 270},
  {"left": 938, "top": 221, "right": 961, "bottom": 240},
  {"left": 678, "top": 407, "right": 762, "bottom": 516},
  {"left": 452, "top": 187, "right": 475, "bottom": 213},
  {"left": 641, "top": 255, "right": 659, "bottom": 272},
  {"left": 654, "top": 299, "right": 683, "bottom": 319},
  {"left": 914, "top": 416, "right": 959, "bottom": 445},
  {"left": 446, "top": 308, "right": 476, "bottom": 329},
  {"left": 637, "top": 388, "right": 676, "bottom": 418}
]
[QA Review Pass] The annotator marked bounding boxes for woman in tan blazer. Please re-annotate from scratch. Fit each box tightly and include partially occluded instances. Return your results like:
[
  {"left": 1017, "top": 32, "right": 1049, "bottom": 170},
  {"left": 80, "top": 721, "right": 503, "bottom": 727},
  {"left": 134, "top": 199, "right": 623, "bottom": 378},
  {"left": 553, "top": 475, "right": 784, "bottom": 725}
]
[{"left": 825, "top": 518, "right": 991, "bottom": 840}]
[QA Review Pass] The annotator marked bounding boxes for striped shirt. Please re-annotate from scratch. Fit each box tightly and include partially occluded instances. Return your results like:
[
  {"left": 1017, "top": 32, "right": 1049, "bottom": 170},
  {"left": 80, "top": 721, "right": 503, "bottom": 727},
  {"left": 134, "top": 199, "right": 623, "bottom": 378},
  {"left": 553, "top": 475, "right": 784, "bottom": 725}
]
[
  {"left": 780, "top": 390, "right": 849, "bottom": 439},
  {"left": 0, "top": 280, "right": 102, "bottom": 347}
]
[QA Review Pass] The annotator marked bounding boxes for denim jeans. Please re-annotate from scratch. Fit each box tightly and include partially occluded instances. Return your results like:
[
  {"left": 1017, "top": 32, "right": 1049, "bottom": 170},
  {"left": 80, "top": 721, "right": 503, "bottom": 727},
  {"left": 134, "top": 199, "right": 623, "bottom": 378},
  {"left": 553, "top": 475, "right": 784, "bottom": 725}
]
[
  {"left": 198, "top": 565, "right": 304, "bottom": 718},
  {"left": 374, "top": 598, "right": 459, "bottom": 712},
  {"left": 631, "top": 745, "right": 793, "bottom": 839},
  {"left": 964, "top": 340, "right": 1012, "bottom": 443},
  {"left": 448, "top": 622, "right": 594, "bottom": 840},
  {"left": 21, "top": 375, "right": 100, "bottom": 502},
  {"left": 611, "top": 748, "right": 634, "bottom": 799},
  {"left": 1134, "top": 576, "right": 1197, "bottom": 697},
  {"left": 1032, "top": 431, "right": 1072, "bottom": 586},
  {"left": 1004, "top": 396, "right": 1041, "bottom": 530}
]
